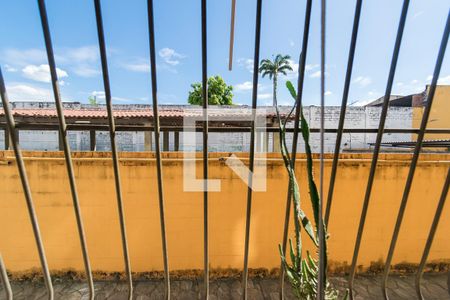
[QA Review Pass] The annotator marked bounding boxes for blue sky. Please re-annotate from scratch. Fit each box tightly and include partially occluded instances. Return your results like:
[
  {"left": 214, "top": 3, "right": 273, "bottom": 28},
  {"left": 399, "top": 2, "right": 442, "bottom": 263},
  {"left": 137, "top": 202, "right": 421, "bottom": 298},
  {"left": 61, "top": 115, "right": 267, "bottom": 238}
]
[{"left": 0, "top": 0, "right": 449, "bottom": 106}]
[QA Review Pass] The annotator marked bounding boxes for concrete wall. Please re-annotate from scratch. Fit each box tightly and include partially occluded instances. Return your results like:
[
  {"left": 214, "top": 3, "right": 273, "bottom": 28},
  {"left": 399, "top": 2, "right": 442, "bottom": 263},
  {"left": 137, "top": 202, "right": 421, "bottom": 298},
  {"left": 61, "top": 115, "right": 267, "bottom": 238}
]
[
  {"left": 0, "top": 151, "right": 448, "bottom": 273},
  {"left": 285, "top": 106, "right": 413, "bottom": 153}
]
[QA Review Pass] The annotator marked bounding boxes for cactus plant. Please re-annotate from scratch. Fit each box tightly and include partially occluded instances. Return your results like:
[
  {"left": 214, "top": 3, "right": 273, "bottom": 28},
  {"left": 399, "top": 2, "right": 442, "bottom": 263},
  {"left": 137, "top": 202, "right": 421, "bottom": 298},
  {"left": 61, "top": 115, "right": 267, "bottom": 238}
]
[{"left": 276, "top": 81, "right": 347, "bottom": 299}]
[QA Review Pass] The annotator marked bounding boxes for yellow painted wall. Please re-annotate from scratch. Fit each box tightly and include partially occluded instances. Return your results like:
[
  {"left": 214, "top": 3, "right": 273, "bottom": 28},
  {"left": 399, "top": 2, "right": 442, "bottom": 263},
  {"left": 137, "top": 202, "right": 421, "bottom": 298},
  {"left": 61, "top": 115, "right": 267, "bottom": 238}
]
[
  {"left": 413, "top": 85, "right": 450, "bottom": 140},
  {"left": 0, "top": 151, "right": 449, "bottom": 273}
]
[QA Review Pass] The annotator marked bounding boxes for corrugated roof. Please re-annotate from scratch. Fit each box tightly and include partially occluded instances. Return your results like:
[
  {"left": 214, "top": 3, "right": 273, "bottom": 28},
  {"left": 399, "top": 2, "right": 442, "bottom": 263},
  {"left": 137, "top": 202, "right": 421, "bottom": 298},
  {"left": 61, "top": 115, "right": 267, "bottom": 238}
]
[{"left": 0, "top": 107, "right": 281, "bottom": 119}]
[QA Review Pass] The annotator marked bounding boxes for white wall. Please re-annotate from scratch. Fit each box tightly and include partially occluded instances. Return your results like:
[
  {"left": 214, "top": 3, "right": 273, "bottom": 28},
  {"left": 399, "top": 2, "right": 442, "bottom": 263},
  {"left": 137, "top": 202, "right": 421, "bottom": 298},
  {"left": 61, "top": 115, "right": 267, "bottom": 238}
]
[{"left": 1, "top": 106, "right": 413, "bottom": 152}]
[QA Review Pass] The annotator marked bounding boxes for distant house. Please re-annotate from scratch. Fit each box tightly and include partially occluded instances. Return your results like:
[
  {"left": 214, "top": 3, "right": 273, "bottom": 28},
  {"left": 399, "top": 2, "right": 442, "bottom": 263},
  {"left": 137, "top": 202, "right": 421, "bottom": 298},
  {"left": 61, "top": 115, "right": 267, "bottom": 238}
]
[{"left": 365, "top": 92, "right": 425, "bottom": 107}]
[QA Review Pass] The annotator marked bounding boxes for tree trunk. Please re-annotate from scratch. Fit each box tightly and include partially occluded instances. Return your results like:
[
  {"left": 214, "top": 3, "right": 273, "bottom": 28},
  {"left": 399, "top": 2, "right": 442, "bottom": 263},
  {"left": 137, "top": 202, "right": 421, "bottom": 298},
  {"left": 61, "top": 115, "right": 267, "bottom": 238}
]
[{"left": 273, "top": 74, "right": 278, "bottom": 107}]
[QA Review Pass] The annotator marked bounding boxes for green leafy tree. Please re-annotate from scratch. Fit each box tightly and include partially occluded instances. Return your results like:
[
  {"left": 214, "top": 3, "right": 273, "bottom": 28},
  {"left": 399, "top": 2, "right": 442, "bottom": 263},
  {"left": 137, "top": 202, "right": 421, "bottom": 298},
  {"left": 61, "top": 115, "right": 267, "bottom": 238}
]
[
  {"left": 259, "top": 54, "right": 293, "bottom": 106},
  {"left": 188, "top": 75, "right": 233, "bottom": 105},
  {"left": 88, "top": 95, "right": 99, "bottom": 105}
]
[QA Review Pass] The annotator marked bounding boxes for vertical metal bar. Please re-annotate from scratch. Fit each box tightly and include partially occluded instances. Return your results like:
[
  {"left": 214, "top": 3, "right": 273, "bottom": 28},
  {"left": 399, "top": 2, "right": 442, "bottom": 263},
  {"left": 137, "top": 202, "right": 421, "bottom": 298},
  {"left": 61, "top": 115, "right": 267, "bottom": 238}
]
[
  {"left": 348, "top": 1, "right": 409, "bottom": 297},
  {"left": 90, "top": 130, "right": 96, "bottom": 151},
  {"left": 382, "top": 12, "right": 449, "bottom": 299},
  {"left": 228, "top": 0, "right": 236, "bottom": 71},
  {"left": 14, "top": 129, "right": 18, "bottom": 150},
  {"left": 37, "top": 1, "right": 98, "bottom": 298},
  {"left": 5, "top": 128, "right": 18, "bottom": 151},
  {"left": 324, "top": 0, "right": 363, "bottom": 226},
  {"left": 242, "top": 0, "right": 262, "bottom": 298},
  {"left": 318, "top": 0, "right": 326, "bottom": 299},
  {"left": 174, "top": 131, "right": 180, "bottom": 151},
  {"left": 201, "top": 0, "right": 209, "bottom": 298},
  {"left": 163, "top": 131, "right": 170, "bottom": 151},
  {"left": 415, "top": 168, "right": 449, "bottom": 300},
  {"left": 0, "top": 254, "right": 12, "bottom": 300},
  {"left": 92, "top": 1, "right": 133, "bottom": 299},
  {"left": 58, "top": 131, "right": 64, "bottom": 151},
  {"left": 147, "top": 0, "right": 171, "bottom": 298},
  {"left": 279, "top": 1, "right": 312, "bottom": 299},
  {"left": 144, "top": 129, "right": 153, "bottom": 151},
  {"left": 13, "top": 129, "right": 18, "bottom": 150},
  {"left": 0, "top": 66, "right": 54, "bottom": 300},
  {"left": 4, "top": 127, "right": 10, "bottom": 150}
]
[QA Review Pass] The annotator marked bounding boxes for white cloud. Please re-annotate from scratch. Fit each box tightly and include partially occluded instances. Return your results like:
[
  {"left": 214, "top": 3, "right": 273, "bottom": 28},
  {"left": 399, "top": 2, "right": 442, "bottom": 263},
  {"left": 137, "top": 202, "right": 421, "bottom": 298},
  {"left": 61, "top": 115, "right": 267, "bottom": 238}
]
[
  {"left": 2, "top": 48, "right": 46, "bottom": 65},
  {"left": 284, "top": 59, "right": 299, "bottom": 79},
  {"left": 426, "top": 74, "right": 450, "bottom": 85},
  {"left": 6, "top": 83, "right": 53, "bottom": 101},
  {"left": 310, "top": 71, "right": 322, "bottom": 78},
  {"left": 91, "top": 91, "right": 105, "bottom": 99},
  {"left": 62, "top": 46, "right": 98, "bottom": 63},
  {"left": 4, "top": 64, "right": 17, "bottom": 72},
  {"left": 121, "top": 54, "right": 182, "bottom": 73},
  {"left": 121, "top": 61, "right": 150, "bottom": 72},
  {"left": 309, "top": 65, "right": 330, "bottom": 78},
  {"left": 325, "top": 91, "right": 332, "bottom": 96},
  {"left": 60, "top": 46, "right": 100, "bottom": 77},
  {"left": 233, "top": 81, "right": 267, "bottom": 92},
  {"left": 393, "top": 78, "right": 426, "bottom": 95},
  {"left": 306, "top": 64, "right": 319, "bottom": 71},
  {"left": 437, "top": 75, "right": 450, "bottom": 85},
  {"left": 234, "top": 81, "right": 255, "bottom": 92},
  {"left": 72, "top": 65, "right": 100, "bottom": 77},
  {"left": 353, "top": 76, "right": 372, "bottom": 87},
  {"left": 2, "top": 46, "right": 99, "bottom": 78},
  {"left": 283, "top": 60, "right": 320, "bottom": 80},
  {"left": 258, "top": 93, "right": 272, "bottom": 99},
  {"left": 158, "top": 47, "right": 185, "bottom": 66},
  {"left": 237, "top": 58, "right": 255, "bottom": 73},
  {"left": 22, "top": 64, "right": 68, "bottom": 83}
]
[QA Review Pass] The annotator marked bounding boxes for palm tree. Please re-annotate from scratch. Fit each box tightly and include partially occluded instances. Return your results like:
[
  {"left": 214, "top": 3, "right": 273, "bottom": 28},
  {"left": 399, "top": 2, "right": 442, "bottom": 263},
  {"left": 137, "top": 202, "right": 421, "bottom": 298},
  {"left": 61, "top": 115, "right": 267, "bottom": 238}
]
[{"left": 259, "top": 54, "right": 293, "bottom": 106}]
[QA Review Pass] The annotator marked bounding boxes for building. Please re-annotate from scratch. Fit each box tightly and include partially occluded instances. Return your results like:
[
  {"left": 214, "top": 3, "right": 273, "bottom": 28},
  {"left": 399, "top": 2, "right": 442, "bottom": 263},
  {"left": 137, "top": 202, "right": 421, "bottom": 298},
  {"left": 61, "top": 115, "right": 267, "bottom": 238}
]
[{"left": 1, "top": 85, "right": 448, "bottom": 153}]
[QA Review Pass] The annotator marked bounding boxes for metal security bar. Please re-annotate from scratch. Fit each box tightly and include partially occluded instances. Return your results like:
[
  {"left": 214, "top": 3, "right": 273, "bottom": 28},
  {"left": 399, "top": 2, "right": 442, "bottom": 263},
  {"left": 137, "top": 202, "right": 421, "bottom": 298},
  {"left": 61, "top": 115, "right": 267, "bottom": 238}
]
[
  {"left": 382, "top": 12, "right": 450, "bottom": 299},
  {"left": 348, "top": 1, "right": 410, "bottom": 297},
  {"left": 3, "top": 124, "right": 450, "bottom": 134},
  {"left": 0, "top": 254, "right": 12, "bottom": 300},
  {"left": 0, "top": 53, "right": 54, "bottom": 300},
  {"left": 228, "top": 0, "right": 236, "bottom": 70},
  {"left": 241, "top": 0, "right": 263, "bottom": 298},
  {"left": 279, "top": 0, "right": 312, "bottom": 298},
  {"left": 415, "top": 168, "right": 450, "bottom": 300},
  {"left": 201, "top": 0, "right": 209, "bottom": 298},
  {"left": 318, "top": 0, "right": 326, "bottom": 297},
  {"left": 325, "top": 0, "right": 363, "bottom": 226},
  {"left": 147, "top": 0, "right": 171, "bottom": 298},
  {"left": 36, "top": 1, "right": 95, "bottom": 299},
  {"left": 92, "top": 1, "right": 133, "bottom": 298}
]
